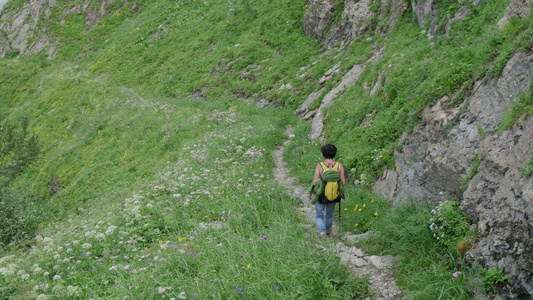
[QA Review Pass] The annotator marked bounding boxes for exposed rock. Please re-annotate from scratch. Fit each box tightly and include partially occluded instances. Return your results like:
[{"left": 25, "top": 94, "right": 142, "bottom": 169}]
[
  {"left": 378, "top": 0, "right": 409, "bottom": 33},
  {"left": 318, "top": 62, "right": 341, "bottom": 85},
  {"left": 373, "top": 168, "right": 398, "bottom": 200},
  {"left": 369, "top": 72, "right": 383, "bottom": 96},
  {"left": 309, "top": 48, "right": 384, "bottom": 141},
  {"left": 462, "top": 118, "right": 533, "bottom": 296},
  {"left": 445, "top": 6, "right": 471, "bottom": 37},
  {"left": 295, "top": 87, "right": 324, "bottom": 119},
  {"left": 322, "top": 0, "right": 374, "bottom": 49},
  {"left": 302, "top": 0, "right": 336, "bottom": 46},
  {"left": 411, "top": 0, "right": 479, "bottom": 38},
  {"left": 498, "top": 0, "right": 532, "bottom": 28},
  {"left": 0, "top": 0, "right": 133, "bottom": 58},
  {"left": 411, "top": 0, "right": 434, "bottom": 27},
  {"left": 303, "top": 0, "right": 407, "bottom": 50},
  {"left": 373, "top": 51, "right": 533, "bottom": 296}
]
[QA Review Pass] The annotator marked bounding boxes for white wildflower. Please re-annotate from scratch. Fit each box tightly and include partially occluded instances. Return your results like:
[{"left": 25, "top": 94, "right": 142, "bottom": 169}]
[
  {"left": 53, "top": 275, "right": 61, "bottom": 281},
  {"left": 82, "top": 243, "right": 92, "bottom": 249},
  {"left": 21, "top": 273, "right": 30, "bottom": 281},
  {"left": 94, "top": 232, "right": 105, "bottom": 241},
  {"left": 52, "top": 284, "right": 64, "bottom": 293},
  {"left": 67, "top": 285, "right": 80, "bottom": 296},
  {"left": 0, "top": 255, "right": 16, "bottom": 264},
  {"left": 105, "top": 225, "right": 118, "bottom": 235}
]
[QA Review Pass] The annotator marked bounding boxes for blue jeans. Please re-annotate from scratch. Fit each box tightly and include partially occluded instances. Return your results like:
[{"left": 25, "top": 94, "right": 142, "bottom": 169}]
[{"left": 315, "top": 201, "right": 337, "bottom": 233}]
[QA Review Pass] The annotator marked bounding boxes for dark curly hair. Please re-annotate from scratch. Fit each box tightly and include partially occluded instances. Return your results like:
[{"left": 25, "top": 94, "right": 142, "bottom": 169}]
[{"left": 321, "top": 144, "right": 337, "bottom": 159}]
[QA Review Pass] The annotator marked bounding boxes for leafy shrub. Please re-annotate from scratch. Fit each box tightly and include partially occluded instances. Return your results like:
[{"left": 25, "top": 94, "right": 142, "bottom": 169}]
[
  {"left": 461, "top": 152, "right": 481, "bottom": 191},
  {"left": 520, "top": 155, "right": 533, "bottom": 178},
  {"left": 429, "top": 200, "right": 471, "bottom": 250},
  {"left": 3, "top": 50, "right": 19, "bottom": 59},
  {"left": 0, "top": 189, "right": 46, "bottom": 246},
  {"left": 0, "top": 117, "right": 40, "bottom": 188},
  {"left": 500, "top": 86, "right": 533, "bottom": 132},
  {"left": 479, "top": 267, "right": 511, "bottom": 293}
]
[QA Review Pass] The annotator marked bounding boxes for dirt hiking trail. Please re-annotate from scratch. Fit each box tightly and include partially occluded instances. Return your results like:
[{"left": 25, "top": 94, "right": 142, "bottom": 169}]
[{"left": 272, "top": 126, "right": 404, "bottom": 300}]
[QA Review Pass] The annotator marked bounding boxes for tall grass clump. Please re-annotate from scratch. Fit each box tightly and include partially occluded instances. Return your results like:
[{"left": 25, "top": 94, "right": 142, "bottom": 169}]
[{"left": 348, "top": 195, "right": 474, "bottom": 299}]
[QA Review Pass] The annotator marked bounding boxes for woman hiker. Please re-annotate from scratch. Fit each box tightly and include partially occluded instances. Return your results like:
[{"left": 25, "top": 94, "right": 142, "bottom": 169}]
[{"left": 307, "top": 144, "right": 346, "bottom": 237}]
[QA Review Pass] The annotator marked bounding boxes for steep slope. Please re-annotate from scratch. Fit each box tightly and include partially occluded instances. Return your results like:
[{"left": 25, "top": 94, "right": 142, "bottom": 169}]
[
  {"left": 300, "top": 0, "right": 533, "bottom": 297},
  {"left": 1, "top": 0, "right": 533, "bottom": 298},
  {"left": 0, "top": 1, "right": 374, "bottom": 299}
]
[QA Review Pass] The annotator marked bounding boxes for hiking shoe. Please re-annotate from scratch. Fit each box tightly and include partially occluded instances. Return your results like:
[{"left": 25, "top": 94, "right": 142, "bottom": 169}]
[{"left": 318, "top": 232, "right": 327, "bottom": 238}]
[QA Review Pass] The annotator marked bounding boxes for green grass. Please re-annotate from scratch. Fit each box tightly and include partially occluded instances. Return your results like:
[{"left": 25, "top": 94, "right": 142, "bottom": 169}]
[{"left": 0, "top": 97, "right": 371, "bottom": 299}]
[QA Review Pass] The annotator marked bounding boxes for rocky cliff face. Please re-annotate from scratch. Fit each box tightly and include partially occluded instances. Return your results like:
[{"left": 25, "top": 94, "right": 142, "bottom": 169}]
[
  {"left": 0, "top": 0, "right": 133, "bottom": 58},
  {"left": 303, "top": 0, "right": 408, "bottom": 49},
  {"left": 374, "top": 51, "right": 533, "bottom": 295},
  {"left": 303, "top": 0, "right": 533, "bottom": 296}
]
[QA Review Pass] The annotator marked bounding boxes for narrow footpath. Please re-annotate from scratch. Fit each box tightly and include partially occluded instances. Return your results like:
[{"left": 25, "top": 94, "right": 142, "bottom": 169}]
[{"left": 272, "top": 126, "right": 404, "bottom": 300}]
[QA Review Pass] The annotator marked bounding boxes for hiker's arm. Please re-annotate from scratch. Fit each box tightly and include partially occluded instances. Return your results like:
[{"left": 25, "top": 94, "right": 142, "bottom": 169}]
[
  {"left": 308, "top": 163, "right": 322, "bottom": 199},
  {"left": 340, "top": 163, "right": 347, "bottom": 186},
  {"left": 311, "top": 163, "right": 321, "bottom": 184}
]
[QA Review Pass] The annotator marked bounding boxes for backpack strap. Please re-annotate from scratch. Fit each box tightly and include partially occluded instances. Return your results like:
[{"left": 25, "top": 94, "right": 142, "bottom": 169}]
[
  {"left": 320, "top": 161, "right": 339, "bottom": 171},
  {"left": 333, "top": 162, "right": 340, "bottom": 172}
]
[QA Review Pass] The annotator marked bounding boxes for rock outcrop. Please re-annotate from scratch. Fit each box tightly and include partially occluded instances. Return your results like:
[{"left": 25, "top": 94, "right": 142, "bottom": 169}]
[
  {"left": 303, "top": 0, "right": 408, "bottom": 49},
  {"left": 297, "top": 48, "right": 384, "bottom": 141},
  {"left": 498, "top": 0, "right": 533, "bottom": 28},
  {"left": 0, "top": 0, "right": 134, "bottom": 58},
  {"left": 372, "top": 46, "right": 533, "bottom": 299}
]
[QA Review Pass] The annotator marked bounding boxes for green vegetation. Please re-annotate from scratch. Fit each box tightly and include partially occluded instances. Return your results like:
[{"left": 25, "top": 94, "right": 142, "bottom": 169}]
[
  {"left": 520, "top": 155, "right": 533, "bottom": 178},
  {"left": 479, "top": 267, "right": 512, "bottom": 293},
  {"left": 0, "top": 0, "right": 532, "bottom": 298},
  {"left": 500, "top": 81, "right": 533, "bottom": 132},
  {"left": 461, "top": 152, "right": 481, "bottom": 191}
]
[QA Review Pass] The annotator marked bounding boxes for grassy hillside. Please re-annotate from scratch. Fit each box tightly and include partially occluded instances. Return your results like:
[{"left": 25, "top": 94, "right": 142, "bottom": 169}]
[
  {"left": 1, "top": 0, "right": 532, "bottom": 298},
  {"left": 0, "top": 1, "right": 371, "bottom": 299}
]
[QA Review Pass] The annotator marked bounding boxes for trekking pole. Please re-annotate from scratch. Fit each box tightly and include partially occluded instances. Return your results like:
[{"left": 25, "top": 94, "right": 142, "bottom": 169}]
[{"left": 338, "top": 202, "right": 341, "bottom": 222}]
